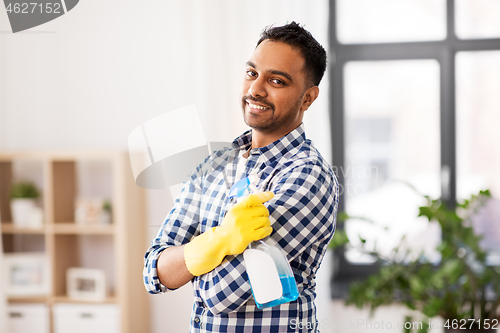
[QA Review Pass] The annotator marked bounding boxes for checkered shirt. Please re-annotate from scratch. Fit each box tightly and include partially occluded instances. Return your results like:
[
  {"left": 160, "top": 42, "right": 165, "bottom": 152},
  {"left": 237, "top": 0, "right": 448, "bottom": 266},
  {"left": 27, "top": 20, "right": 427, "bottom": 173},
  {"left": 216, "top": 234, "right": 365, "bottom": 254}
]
[{"left": 144, "top": 123, "right": 339, "bottom": 332}]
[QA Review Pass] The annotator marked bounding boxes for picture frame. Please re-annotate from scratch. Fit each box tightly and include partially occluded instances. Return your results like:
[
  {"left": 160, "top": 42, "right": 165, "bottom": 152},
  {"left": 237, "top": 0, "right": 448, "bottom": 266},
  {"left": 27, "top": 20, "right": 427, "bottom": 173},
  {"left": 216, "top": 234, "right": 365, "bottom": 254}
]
[
  {"left": 74, "top": 198, "right": 111, "bottom": 224},
  {"left": 66, "top": 268, "right": 106, "bottom": 301},
  {"left": 2, "top": 252, "right": 51, "bottom": 297}
]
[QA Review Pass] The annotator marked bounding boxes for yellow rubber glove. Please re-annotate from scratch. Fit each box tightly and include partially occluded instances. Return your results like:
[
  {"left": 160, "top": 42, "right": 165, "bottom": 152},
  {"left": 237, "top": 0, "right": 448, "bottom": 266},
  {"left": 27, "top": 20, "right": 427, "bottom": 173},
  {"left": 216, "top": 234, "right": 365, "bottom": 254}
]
[{"left": 184, "top": 191, "right": 274, "bottom": 276}]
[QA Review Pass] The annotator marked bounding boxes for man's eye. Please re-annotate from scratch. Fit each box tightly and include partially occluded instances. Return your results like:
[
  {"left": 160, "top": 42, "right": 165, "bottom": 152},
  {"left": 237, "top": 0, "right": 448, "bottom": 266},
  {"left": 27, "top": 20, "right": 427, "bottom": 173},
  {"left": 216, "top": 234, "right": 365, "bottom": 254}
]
[
  {"left": 271, "top": 79, "right": 285, "bottom": 85},
  {"left": 246, "top": 70, "right": 257, "bottom": 77}
]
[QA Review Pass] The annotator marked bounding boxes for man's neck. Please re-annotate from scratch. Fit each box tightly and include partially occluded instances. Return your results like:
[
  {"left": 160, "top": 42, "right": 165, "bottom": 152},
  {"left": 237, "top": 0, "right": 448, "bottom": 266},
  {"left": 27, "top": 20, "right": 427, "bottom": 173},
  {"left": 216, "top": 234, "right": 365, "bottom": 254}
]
[
  {"left": 250, "top": 124, "right": 301, "bottom": 150},
  {"left": 242, "top": 132, "right": 274, "bottom": 159},
  {"left": 242, "top": 124, "right": 303, "bottom": 158},
  {"left": 250, "top": 134, "right": 280, "bottom": 150}
]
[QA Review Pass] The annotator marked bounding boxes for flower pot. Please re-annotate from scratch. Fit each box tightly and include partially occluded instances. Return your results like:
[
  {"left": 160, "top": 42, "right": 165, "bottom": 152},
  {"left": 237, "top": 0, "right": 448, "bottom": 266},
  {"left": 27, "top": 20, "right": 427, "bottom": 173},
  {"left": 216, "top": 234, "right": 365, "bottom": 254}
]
[
  {"left": 10, "top": 198, "right": 37, "bottom": 227},
  {"left": 100, "top": 211, "right": 112, "bottom": 224}
]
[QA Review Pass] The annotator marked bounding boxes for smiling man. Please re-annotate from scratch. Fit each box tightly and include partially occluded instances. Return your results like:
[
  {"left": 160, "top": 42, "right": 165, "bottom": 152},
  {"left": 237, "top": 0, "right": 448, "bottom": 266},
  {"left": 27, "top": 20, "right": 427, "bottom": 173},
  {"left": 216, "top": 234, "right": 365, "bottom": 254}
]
[
  {"left": 144, "top": 22, "right": 339, "bottom": 332},
  {"left": 242, "top": 38, "right": 319, "bottom": 150}
]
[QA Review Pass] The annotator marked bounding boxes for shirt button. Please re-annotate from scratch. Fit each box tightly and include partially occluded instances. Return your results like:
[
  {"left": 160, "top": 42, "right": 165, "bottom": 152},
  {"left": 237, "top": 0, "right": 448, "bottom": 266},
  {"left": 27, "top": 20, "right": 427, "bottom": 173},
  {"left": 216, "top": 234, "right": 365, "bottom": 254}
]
[{"left": 194, "top": 317, "right": 200, "bottom": 323}]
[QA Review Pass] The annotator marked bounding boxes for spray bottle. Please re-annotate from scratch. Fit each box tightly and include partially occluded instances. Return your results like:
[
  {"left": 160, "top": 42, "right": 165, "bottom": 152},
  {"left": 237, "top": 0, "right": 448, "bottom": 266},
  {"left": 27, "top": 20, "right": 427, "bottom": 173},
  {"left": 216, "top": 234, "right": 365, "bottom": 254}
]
[{"left": 228, "top": 175, "right": 299, "bottom": 309}]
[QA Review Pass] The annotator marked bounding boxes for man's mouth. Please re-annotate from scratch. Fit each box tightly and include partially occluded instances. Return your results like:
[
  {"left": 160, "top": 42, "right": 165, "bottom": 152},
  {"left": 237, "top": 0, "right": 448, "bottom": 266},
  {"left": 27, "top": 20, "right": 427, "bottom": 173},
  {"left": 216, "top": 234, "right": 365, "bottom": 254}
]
[{"left": 246, "top": 101, "right": 272, "bottom": 111}]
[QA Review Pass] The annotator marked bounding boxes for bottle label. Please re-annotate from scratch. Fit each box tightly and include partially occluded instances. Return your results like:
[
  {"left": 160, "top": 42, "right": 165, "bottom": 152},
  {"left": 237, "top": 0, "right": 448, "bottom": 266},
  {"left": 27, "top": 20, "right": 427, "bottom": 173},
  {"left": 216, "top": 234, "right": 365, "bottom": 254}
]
[{"left": 243, "top": 249, "right": 283, "bottom": 304}]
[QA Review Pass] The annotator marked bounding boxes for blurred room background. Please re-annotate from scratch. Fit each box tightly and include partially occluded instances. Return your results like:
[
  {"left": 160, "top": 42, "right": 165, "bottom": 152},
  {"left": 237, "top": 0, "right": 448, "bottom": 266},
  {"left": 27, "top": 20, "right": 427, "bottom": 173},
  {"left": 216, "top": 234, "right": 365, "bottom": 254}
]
[{"left": 1, "top": 0, "right": 499, "bottom": 332}]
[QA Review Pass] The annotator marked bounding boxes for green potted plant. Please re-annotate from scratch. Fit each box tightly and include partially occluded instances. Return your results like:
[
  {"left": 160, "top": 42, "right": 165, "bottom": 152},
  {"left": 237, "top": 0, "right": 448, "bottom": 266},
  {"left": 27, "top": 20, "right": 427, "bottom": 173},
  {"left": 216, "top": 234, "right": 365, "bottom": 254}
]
[
  {"left": 101, "top": 200, "right": 112, "bottom": 224},
  {"left": 10, "top": 181, "right": 40, "bottom": 227},
  {"left": 332, "top": 189, "right": 499, "bottom": 332}
]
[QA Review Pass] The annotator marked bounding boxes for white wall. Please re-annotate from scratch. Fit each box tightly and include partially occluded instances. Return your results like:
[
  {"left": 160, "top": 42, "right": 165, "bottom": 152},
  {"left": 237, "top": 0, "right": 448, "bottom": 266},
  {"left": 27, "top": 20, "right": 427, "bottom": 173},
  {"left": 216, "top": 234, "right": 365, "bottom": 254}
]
[
  {"left": 1, "top": 1, "right": 419, "bottom": 332},
  {"left": 0, "top": 0, "right": 331, "bottom": 157}
]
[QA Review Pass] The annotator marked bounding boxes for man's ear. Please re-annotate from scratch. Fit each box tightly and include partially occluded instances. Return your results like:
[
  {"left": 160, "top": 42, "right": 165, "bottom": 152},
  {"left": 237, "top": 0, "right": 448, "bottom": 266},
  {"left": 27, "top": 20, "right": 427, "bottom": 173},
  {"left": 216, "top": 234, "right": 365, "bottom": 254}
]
[{"left": 300, "top": 86, "right": 320, "bottom": 111}]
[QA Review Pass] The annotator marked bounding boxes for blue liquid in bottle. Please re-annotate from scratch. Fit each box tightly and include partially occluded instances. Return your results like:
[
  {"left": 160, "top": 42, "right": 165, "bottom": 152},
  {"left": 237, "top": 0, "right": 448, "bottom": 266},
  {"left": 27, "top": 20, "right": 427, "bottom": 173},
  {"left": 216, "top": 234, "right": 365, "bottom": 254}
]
[
  {"left": 229, "top": 176, "right": 299, "bottom": 309},
  {"left": 256, "top": 275, "right": 299, "bottom": 309}
]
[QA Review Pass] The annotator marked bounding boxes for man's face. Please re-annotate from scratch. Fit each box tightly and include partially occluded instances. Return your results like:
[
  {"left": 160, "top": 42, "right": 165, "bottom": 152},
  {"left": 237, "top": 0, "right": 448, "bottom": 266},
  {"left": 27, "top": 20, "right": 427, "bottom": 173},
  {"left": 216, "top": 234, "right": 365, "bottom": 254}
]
[{"left": 240, "top": 40, "right": 310, "bottom": 137}]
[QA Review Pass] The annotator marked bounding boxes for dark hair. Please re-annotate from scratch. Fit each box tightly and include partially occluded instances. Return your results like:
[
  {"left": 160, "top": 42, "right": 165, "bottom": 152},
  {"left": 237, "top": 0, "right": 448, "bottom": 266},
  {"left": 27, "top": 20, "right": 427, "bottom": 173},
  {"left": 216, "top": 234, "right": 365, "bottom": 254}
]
[{"left": 256, "top": 21, "right": 327, "bottom": 86}]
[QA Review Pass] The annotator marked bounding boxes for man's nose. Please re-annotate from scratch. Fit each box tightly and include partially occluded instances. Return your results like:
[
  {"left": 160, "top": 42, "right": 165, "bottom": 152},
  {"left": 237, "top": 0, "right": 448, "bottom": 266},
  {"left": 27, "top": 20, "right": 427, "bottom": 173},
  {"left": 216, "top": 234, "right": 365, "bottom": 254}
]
[{"left": 248, "top": 77, "right": 267, "bottom": 98}]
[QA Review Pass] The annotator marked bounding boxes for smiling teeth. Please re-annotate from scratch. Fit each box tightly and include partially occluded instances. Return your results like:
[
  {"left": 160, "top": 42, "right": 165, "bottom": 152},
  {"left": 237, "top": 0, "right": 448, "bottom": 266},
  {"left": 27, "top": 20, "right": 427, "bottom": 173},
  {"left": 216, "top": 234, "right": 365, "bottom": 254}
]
[{"left": 248, "top": 102, "right": 268, "bottom": 110}]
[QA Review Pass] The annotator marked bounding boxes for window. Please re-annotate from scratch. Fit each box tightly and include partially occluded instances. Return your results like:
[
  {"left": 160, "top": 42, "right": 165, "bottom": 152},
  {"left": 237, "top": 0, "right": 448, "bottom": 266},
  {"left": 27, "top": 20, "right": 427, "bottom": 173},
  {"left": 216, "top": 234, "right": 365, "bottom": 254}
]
[
  {"left": 336, "top": 0, "right": 446, "bottom": 44},
  {"left": 344, "top": 60, "right": 441, "bottom": 264},
  {"left": 456, "top": 51, "right": 500, "bottom": 261},
  {"left": 329, "top": 0, "right": 500, "bottom": 297},
  {"left": 455, "top": 0, "right": 500, "bottom": 39}
]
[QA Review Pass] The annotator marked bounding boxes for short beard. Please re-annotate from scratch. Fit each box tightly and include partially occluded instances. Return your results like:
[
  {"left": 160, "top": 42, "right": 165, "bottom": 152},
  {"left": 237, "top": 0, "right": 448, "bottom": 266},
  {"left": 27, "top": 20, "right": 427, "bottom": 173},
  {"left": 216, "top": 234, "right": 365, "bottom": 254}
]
[{"left": 241, "top": 94, "right": 303, "bottom": 135}]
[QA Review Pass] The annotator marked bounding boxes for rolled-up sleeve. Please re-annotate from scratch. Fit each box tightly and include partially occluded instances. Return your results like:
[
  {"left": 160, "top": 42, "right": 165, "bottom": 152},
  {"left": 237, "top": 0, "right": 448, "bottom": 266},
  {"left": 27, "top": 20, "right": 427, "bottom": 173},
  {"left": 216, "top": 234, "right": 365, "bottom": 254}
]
[
  {"left": 143, "top": 177, "right": 203, "bottom": 294},
  {"left": 196, "top": 254, "right": 252, "bottom": 314}
]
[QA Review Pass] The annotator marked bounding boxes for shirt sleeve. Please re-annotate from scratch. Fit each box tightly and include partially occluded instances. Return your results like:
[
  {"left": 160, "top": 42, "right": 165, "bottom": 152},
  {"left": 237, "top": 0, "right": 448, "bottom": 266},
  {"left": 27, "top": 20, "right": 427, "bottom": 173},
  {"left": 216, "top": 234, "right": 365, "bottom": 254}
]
[
  {"left": 143, "top": 176, "right": 203, "bottom": 294},
  {"left": 196, "top": 161, "right": 338, "bottom": 315},
  {"left": 269, "top": 161, "right": 338, "bottom": 263}
]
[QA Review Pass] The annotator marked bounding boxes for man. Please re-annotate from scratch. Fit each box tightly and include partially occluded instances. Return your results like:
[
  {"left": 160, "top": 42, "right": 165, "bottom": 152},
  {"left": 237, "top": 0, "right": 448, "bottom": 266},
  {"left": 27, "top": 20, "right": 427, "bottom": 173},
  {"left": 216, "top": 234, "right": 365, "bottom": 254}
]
[{"left": 144, "top": 22, "right": 338, "bottom": 332}]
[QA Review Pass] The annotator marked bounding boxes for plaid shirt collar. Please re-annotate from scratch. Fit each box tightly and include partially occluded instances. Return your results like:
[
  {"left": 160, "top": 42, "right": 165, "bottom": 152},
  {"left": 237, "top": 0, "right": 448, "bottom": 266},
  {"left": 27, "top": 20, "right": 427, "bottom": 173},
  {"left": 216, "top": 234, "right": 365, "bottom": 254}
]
[{"left": 231, "top": 123, "right": 307, "bottom": 162}]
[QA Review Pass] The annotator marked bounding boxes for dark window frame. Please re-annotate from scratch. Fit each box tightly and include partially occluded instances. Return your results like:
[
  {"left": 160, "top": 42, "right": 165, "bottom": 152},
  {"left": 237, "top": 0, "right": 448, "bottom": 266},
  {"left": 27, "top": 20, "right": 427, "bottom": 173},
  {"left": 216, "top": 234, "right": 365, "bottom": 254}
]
[{"left": 328, "top": 0, "right": 500, "bottom": 298}]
